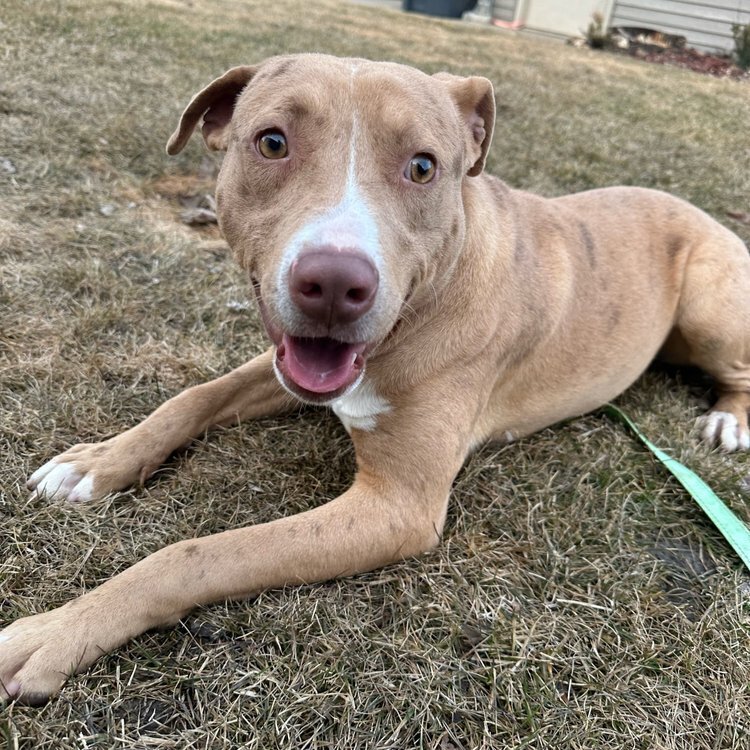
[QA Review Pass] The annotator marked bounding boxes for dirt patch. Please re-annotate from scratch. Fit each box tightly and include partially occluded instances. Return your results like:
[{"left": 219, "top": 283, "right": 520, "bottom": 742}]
[
  {"left": 573, "top": 22, "right": 748, "bottom": 80},
  {"left": 146, "top": 171, "right": 224, "bottom": 237},
  {"left": 149, "top": 172, "right": 215, "bottom": 197},
  {"left": 618, "top": 43, "right": 748, "bottom": 80}
]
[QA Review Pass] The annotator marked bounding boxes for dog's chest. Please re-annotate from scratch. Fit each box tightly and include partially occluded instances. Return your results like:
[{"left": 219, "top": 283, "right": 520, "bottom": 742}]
[{"left": 331, "top": 379, "right": 391, "bottom": 433}]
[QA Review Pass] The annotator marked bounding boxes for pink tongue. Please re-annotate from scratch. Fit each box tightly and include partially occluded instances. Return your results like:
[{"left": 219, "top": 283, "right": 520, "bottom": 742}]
[{"left": 282, "top": 335, "right": 365, "bottom": 393}]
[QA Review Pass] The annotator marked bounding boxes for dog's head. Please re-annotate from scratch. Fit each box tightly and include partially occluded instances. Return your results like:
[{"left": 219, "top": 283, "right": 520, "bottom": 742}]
[{"left": 168, "top": 54, "right": 494, "bottom": 403}]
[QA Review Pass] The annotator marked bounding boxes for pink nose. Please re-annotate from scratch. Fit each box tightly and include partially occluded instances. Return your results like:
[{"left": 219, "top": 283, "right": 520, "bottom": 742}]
[{"left": 289, "top": 248, "right": 379, "bottom": 326}]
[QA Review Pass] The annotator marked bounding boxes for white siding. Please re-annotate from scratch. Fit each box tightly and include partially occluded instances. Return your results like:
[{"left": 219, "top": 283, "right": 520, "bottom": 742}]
[{"left": 611, "top": 0, "right": 750, "bottom": 53}]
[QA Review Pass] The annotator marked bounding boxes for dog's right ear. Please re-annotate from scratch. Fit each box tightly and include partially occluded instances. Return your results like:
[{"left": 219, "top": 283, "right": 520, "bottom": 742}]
[{"left": 166, "top": 65, "right": 258, "bottom": 155}]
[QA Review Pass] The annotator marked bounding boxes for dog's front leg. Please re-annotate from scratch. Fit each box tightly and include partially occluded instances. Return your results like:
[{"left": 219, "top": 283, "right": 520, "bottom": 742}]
[
  {"left": 1, "top": 383, "right": 477, "bottom": 704},
  {"left": 26, "top": 348, "right": 295, "bottom": 502}
]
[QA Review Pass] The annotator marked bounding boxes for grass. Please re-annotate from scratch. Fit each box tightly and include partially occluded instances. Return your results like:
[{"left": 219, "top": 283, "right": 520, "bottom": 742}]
[{"left": 1, "top": 0, "right": 749, "bottom": 747}]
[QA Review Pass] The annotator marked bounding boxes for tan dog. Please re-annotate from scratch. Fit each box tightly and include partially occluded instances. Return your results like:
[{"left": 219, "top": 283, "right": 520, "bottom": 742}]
[{"left": 2, "top": 54, "right": 749, "bottom": 704}]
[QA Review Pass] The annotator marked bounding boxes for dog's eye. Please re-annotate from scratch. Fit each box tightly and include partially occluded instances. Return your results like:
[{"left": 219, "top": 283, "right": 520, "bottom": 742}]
[
  {"left": 407, "top": 154, "right": 436, "bottom": 184},
  {"left": 257, "top": 131, "right": 288, "bottom": 159}
]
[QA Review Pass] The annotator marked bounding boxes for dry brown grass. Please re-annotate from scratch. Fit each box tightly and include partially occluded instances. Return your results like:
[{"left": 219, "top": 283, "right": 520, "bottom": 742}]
[{"left": 1, "top": 0, "right": 749, "bottom": 747}]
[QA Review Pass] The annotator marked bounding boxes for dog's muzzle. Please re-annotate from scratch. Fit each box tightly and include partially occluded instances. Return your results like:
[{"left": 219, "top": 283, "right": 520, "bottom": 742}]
[{"left": 270, "top": 246, "right": 380, "bottom": 399}]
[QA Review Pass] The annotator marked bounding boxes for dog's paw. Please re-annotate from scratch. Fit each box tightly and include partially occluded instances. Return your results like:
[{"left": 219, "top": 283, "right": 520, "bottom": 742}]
[
  {"left": 696, "top": 410, "right": 750, "bottom": 452},
  {"left": 27, "top": 438, "right": 161, "bottom": 503},
  {"left": 27, "top": 453, "right": 94, "bottom": 502},
  {"left": 0, "top": 605, "right": 104, "bottom": 705}
]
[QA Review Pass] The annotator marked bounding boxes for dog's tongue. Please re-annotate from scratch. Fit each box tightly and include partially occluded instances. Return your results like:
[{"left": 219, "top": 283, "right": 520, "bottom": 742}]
[{"left": 281, "top": 335, "right": 366, "bottom": 394}]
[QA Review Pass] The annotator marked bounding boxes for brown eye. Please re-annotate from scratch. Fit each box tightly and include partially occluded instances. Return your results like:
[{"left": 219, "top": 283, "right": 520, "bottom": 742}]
[
  {"left": 407, "top": 154, "right": 436, "bottom": 184},
  {"left": 258, "top": 130, "right": 288, "bottom": 159}
]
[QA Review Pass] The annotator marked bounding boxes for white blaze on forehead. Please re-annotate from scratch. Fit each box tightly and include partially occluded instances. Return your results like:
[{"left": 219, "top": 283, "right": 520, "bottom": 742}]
[
  {"left": 277, "top": 65, "right": 383, "bottom": 294},
  {"left": 280, "top": 149, "right": 381, "bottom": 260}
]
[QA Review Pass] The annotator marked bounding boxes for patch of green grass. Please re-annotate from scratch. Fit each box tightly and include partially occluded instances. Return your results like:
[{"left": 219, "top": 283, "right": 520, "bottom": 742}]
[{"left": 1, "top": 0, "right": 749, "bottom": 747}]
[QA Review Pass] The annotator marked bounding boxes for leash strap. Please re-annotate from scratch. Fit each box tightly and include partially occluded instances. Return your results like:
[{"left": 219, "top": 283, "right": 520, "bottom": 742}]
[{"left": 604, "top": 404, "right": 750, "bottom": 571}]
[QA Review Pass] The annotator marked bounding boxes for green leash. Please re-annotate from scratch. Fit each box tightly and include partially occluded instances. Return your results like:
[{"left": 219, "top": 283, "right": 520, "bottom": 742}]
[{"left": 604, "top": 404, "right": 750, "bottom": 572}]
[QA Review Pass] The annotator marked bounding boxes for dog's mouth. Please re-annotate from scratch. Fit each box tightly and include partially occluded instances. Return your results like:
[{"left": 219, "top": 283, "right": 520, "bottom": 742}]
[
  {"left": 252, "top": 280, "right": 371, "bottom": 401},
  {"left": 276, "top": 334, "right": 367, "bottom": 398}
]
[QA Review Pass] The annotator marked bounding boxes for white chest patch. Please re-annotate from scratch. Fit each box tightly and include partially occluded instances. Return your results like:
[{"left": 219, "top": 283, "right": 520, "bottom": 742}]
[{"left": 332, "top": 378, "right": 391, "bottom": 433}]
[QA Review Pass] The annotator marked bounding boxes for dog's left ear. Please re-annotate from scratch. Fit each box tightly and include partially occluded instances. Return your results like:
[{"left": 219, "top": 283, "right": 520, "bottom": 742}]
[
  {"left": 166, "top": 65, "right": 258, "bottom": 155},
  {"left": 434, "top": 73, "right": 495, "bottom": 177}
]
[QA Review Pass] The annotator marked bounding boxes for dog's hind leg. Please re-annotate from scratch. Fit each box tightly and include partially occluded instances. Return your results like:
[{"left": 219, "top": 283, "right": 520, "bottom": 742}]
[
  {"left": 668, "top": 229, "right": 750, "bottom": 451},
  {"left": 26, "top": 348, "right": 296, "bottom": 502}
]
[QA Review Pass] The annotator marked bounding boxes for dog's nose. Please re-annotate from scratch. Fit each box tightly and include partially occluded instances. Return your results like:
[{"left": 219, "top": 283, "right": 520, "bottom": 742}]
[{"left": 289, "top": 248, "right": 379, "bottom": 325}]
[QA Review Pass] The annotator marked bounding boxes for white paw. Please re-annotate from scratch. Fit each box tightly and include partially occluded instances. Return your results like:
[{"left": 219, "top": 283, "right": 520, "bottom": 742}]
[
  {"left": 27, "top": 459, "right": 94, "bottom": 502},
  {"left": 696, "top": 411, "right": 750, "bottom": 452}
]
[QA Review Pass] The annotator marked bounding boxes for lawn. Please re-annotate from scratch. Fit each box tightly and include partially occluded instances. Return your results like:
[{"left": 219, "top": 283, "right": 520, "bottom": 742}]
[{"left": 1, "top": 0, "right": 749, "bottom": 747}]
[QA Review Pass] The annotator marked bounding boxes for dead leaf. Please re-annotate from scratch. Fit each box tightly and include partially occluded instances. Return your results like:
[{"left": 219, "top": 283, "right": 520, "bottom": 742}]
[
  {"left": 180, "top": 207, "right": 217, "bottom": 225},
  {"left": 726, "top": 210, "right": 750, "bottom": 226},
  {"left": 178, "top": 192, "right": 217, "bottom": 224}
]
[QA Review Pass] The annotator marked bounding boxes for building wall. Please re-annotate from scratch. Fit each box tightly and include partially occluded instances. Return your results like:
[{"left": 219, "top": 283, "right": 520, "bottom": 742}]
[
  {"left": 521, "top": 0, "right": 614, "bottom": 38},
  {"left": 499, "top": 0, "right": 614, "bottom": 37}
]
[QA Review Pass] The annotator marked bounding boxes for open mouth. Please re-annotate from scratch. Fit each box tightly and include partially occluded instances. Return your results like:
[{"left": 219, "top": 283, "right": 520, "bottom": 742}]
[
  {"left": 251, "top": 279, "right": 371, "bottom": 400},
  {"left": 276, "top": 334, "right": 367, "bottom": 398}
]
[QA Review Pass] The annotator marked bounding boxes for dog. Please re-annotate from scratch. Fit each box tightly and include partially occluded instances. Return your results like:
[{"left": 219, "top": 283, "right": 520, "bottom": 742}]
[{"left": 2, "top": 53, "right": 749, "bottom": 704}]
